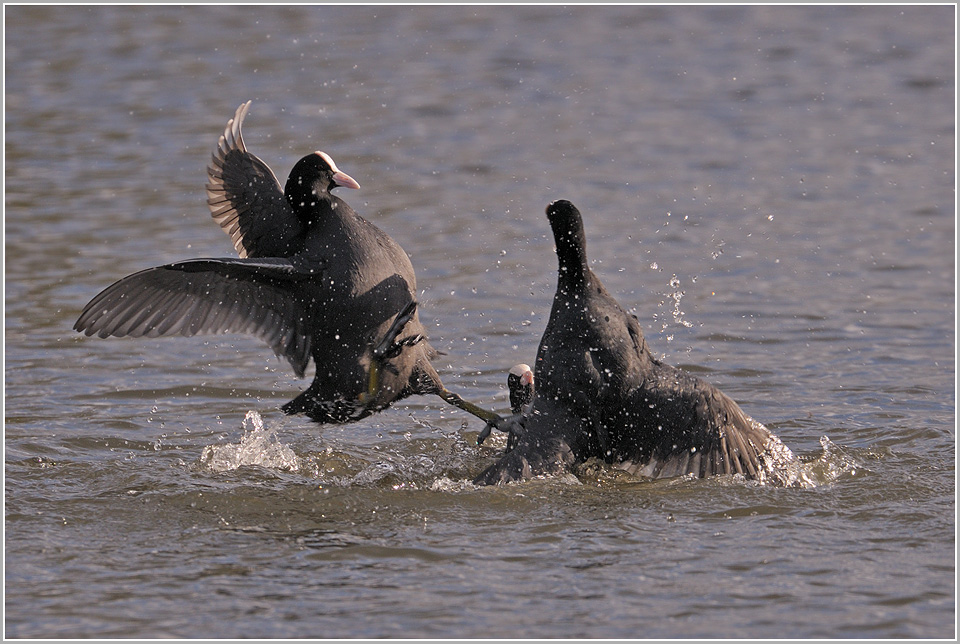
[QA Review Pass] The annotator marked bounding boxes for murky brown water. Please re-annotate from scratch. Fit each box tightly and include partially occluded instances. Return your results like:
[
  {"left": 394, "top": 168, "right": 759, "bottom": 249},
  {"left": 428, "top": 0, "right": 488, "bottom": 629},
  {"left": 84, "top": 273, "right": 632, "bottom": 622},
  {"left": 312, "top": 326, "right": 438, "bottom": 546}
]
[{"left": 5, "top": 5, "right": 955, "bottom": 638}]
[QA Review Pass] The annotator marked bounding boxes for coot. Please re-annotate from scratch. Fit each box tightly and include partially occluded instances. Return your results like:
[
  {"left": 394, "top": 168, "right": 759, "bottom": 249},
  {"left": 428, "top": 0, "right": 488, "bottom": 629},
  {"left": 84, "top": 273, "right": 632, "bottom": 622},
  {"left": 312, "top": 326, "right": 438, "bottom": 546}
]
[
  {"left": 476, "top": 363, "right": 534, "bottom": 447},
  {"left": 75, "top": 101, "right": 500, "bottom": 426},
  {"left": 474, "top": 200, "right": 800, "bottom": 486},
  {"left": 507, "top": 363, "right": 535, "bottom": 415}
]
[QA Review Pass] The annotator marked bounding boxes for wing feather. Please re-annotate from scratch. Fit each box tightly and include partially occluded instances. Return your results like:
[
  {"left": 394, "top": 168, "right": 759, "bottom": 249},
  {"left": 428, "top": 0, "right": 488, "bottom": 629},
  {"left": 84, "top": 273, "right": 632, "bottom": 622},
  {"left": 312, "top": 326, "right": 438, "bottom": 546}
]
[
  {"left": 615, "top": 370, "right": 784, "bottom": 482},
  {"left": 74, "top": 258, "right": 315, "bottom": 376},
  {"left": 205, "top": 101, "right": 303, "bottom": 258}
]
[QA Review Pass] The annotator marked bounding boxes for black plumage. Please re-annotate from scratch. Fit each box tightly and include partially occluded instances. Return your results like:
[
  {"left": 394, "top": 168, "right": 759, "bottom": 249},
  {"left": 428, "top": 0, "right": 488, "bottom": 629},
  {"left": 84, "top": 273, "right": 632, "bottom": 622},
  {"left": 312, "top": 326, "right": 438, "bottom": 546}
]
[
  {"left": 474, "top": 200, "right": 800, "bottom": 486},
  {"left": 507, "top": 363, "right": 535, "bottom": 415},
  {"left": 476, "top": 363, "right": 534, "bottom": 447},
  {"left": 75, "top": 101, "right": 499, "bottom": 426}
]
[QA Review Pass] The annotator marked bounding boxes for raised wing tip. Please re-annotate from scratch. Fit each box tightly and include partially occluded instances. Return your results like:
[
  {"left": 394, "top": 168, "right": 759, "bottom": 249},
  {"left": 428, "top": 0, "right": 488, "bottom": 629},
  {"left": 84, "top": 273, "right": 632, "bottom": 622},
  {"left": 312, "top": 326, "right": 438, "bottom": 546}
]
[
  {"left": 234, "top": 100, "right": 252, "bottom": 122},
  {"left": 218, "top": 101, "right": 253, "bottom": 156}
]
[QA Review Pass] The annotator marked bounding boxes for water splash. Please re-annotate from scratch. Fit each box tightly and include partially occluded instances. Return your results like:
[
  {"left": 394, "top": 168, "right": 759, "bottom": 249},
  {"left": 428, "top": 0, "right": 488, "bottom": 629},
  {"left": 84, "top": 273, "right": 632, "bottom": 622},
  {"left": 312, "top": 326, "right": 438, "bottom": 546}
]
[
  {"left": 668, "top": 275, "right": 694, "bottom": 330},
  {"left": 801, "top": 435, "right": 865, "bottom": 485},
  {"left": 710, "top": 239, "right": 725, "bottom": 259},
  {"left": 659, "top": 274, "right": 695, "bottom": 336},
  {"left": 758, "top": 434, "right": 864, "bottom": 489},
  {"left": 199, "top": 410, "right": 300, "bottom": 473},
  {"left": 430, "top": 476, "right": 476, "bottom": 492}
]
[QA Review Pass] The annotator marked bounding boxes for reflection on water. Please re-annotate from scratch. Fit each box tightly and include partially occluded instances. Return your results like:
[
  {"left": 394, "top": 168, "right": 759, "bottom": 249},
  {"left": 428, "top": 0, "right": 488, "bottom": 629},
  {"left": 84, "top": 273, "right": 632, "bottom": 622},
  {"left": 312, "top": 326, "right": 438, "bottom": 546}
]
[{"left": 4, "top": 4, "right": 954, "bottom": 640}]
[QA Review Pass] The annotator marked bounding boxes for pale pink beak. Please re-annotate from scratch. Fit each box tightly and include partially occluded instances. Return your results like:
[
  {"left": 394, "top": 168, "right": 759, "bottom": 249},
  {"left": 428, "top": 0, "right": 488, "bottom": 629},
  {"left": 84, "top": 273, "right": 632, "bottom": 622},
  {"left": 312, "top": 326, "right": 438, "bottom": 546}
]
[
  {"left": 332, "top": 170, "right": 360, "bottom": 190},
  {"left": 316, "top": 150, "right": 361, "bottom": 190}
]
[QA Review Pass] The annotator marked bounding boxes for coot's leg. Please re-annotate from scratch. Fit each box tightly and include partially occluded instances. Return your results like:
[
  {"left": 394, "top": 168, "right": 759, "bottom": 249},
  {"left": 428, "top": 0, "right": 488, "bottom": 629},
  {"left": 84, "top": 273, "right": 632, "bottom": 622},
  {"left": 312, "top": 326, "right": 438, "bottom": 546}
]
[
  {"left": 477, "top": 413, "right": 526, "bottom": 449},
  {"left": 361, "top": 300, "right": 507, "bottom": 429}
]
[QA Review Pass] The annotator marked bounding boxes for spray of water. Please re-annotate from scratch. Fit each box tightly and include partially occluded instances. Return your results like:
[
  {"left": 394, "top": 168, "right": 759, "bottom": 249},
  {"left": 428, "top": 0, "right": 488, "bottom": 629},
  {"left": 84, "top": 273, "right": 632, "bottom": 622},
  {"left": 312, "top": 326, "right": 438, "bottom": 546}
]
[{"left": 199, "top": 410, "right": 300, "bottom": 473}]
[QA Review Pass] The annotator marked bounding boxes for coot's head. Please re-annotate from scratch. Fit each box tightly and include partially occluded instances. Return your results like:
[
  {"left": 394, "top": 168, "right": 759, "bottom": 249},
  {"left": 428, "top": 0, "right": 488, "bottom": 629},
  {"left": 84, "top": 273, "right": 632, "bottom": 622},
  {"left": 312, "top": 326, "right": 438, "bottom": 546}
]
[
  {"left": 285, "top": 150, "right": 360, "bottom": 210},
  {"left": 507, "top": 363, "right": 535, "bottom": 415}
]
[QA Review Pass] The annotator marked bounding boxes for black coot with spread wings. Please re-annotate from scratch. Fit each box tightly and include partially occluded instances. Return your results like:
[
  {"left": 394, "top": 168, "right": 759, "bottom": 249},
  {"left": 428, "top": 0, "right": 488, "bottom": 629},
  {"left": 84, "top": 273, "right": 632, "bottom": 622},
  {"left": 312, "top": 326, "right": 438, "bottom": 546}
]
[
  {"left": 474, "top": 200, "right": 800, "bottom": 486},
  {"left": 75, "top": 101, "right": 499, "bottom": 426}
]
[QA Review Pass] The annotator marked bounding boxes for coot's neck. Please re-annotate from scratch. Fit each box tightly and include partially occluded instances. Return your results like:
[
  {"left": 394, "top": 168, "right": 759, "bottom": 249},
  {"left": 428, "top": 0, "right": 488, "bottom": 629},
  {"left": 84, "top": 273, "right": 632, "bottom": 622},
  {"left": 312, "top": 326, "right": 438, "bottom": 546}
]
[
  {"left": 285, "top": 176, "right": 336, "bottom": 227},
  {"left": 552, "top": 218, "right": 590, "bottom": 295}
]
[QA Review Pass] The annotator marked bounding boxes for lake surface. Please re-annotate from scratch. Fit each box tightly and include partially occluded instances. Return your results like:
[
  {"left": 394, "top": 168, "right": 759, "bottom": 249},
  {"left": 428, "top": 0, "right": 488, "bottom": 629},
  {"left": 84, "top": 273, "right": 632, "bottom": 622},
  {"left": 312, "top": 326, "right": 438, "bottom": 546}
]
[{"left": 4, "top": 5, "right": 955, "bottom": 639}]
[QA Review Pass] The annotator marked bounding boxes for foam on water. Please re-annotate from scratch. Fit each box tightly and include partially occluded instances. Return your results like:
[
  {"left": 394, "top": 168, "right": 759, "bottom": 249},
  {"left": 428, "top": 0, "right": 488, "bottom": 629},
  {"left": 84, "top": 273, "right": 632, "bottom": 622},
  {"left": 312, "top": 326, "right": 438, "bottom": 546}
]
[{"left": 195, "top": 410, "right": 858, "bottom": 492}]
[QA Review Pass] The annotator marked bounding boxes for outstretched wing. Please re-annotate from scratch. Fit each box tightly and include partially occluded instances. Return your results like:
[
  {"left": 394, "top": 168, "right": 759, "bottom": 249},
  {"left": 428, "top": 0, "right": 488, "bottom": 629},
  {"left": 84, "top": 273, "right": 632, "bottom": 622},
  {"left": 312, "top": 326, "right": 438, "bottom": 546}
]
[
  {"left": 617, "top": 372, "right": 785, "bottom": 481},
  {"left": 206, "top": 101, "right": 303, "bottom": 259},
  {"left": 74, "top": 258, "right": 318, "bottom": 377}
]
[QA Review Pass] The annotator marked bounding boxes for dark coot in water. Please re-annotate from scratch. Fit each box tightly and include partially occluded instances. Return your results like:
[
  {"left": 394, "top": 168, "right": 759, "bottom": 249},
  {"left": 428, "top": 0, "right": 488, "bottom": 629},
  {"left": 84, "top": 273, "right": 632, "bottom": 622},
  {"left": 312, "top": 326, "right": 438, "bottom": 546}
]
[
  {"left": 474, "top": 200, "right": 801, "bottom": 486},
  {"left": 75, "top": 101, "right": 499, "bottom": 426},
  {"left": 477, "top": 363, "right": 534, "bottom": 446},
  {"left": 507, "top": 363, "right": 535, "bottom": 415}
]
